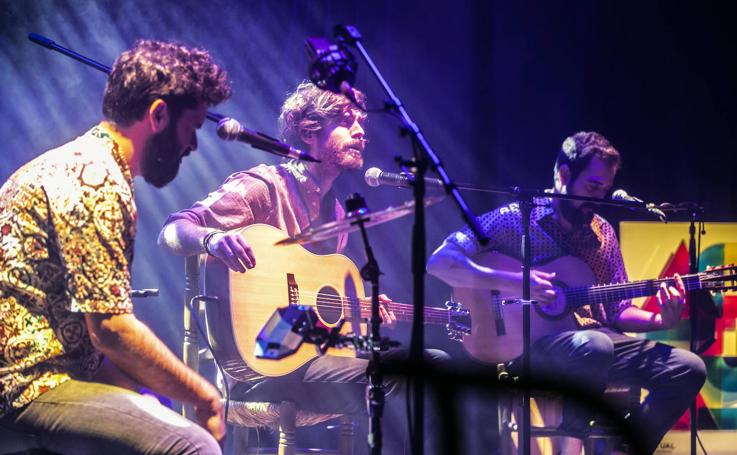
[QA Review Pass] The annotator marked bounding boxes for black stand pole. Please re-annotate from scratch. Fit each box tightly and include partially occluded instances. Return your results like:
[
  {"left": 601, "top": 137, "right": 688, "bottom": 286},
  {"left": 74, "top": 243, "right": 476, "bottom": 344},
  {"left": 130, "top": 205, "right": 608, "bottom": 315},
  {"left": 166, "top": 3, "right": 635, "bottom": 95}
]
[
  {"left": 687, "top": 206, "right": 704, "bottom": 455},
  {"left": 519, "top": 192, "right": 534, "bottom": 455},
  {"left": 346, "top": 193, "right": 388, "bottom": 455},
  {"left": 409, "top": 138, "right": 426, "bottom": 455},
  {"left": 333, "top": 25, "right": 490, "bottom": 455}
]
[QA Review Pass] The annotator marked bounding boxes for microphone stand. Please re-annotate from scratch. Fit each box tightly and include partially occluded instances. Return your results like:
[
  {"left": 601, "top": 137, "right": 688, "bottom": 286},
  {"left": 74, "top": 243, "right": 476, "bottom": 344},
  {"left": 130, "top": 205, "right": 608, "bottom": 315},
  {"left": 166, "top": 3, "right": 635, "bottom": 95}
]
[
  {"left": 345, "top": 193, "right": 395, "bottom": 455},
  {"left": 27, "top": 32, "right": 316, "bottom": 162},
  {"left": 687, "top": 204, "right": 705, "bottom": 455},
  {"left": 650, "top": 201, "right": 707, "bottom": 455},
  {"left": 334, "top": 25, "right": 489, "bottom": 455},
  {"left": 444, "top": 184, "right": 646, "bottom": 455},
  {"left": 27, "top": 33, "right": 223, "bottom": 123},
  {"left": 326, "top": 25, "right": 661, "bottom": 455},
  {"left": 688, "top": 210, "right": 704, "bottom": 455}
]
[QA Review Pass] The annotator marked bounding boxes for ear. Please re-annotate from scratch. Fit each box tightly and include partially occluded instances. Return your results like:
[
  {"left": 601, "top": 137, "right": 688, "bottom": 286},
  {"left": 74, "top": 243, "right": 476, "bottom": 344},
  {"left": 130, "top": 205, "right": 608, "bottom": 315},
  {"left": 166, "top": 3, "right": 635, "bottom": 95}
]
[
  {"left": 147, "top": 99, "right": 170, "bottom": 134},
  {"left": 556, "top": 164, "right": 571, "bottom": 192},
  {"left": 300, "top": 130, "right": 317, "bottom": 147}
]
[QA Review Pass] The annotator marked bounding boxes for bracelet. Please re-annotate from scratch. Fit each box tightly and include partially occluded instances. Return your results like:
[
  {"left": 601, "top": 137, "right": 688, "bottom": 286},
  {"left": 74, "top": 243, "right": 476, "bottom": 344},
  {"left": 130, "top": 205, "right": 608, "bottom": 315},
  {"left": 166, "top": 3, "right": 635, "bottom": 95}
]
[{"left": 202, "top": 230, "right": 223, "bottom": 256}]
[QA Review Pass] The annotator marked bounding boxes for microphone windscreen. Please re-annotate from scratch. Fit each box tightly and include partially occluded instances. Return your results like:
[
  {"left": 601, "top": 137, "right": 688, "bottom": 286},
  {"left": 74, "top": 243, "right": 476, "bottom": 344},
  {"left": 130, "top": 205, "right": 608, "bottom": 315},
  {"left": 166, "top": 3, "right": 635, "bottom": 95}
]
[
  {"left": 216, "top": 118, "right": 240, "bottom": 141},
  {"left": 611, "top": 189, "right": 629, "bottom": 200},
  {"left": 364, "top": 167, "right": 382, "bottom": 187}
]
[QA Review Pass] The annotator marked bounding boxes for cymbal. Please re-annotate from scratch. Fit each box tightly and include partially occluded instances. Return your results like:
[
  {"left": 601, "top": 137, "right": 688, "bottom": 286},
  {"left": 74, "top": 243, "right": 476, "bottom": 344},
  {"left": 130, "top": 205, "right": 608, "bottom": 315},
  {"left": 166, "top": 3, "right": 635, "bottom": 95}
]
[{"left": 275, "top": 196, "right": 445, "bottom": 246}]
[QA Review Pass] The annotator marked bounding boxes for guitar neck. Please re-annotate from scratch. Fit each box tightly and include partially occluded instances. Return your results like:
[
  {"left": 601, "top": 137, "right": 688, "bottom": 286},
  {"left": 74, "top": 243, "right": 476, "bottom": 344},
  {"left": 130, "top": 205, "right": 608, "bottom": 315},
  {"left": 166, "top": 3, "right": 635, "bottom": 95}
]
[
  {"left": 344, "top": 299, "right": 450, "bottom": 326},
  {"left": 565, "top": 272, "right": 703, "bottom": 308}
]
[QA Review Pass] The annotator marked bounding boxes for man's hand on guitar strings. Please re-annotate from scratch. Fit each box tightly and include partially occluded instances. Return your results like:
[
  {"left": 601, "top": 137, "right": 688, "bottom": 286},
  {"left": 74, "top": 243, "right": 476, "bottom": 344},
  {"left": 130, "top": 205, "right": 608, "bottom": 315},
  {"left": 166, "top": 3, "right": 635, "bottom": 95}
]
[
  {"left": 527, "top": 270, "right": 558, "bottom": 305},
  {"left": 656, "top": 273, "right": 686, "bottom": 330},
  {"left": 378, "top": 294, "right": 397, "bottom": 328}
]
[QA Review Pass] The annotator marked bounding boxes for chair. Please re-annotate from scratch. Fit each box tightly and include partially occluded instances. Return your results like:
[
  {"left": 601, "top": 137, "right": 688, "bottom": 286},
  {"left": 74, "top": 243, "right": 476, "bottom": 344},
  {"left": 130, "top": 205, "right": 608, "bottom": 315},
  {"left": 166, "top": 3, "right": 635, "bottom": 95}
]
[
  {"left": 183, "top": 255, "right": 354, "bottom": 455},
  {"left": 496, "top": 364, "right": 639, "bottom": 455}
]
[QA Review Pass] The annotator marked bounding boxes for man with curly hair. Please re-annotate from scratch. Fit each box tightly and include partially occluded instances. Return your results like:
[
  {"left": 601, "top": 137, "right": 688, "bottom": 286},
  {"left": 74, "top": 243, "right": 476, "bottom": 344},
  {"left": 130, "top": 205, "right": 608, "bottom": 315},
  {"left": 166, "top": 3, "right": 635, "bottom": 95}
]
[
  {"left": 159, "top": 81, "right": 448, "bottom": 454},
  {"left": 427, "top": 132, "right": 706, "bottom": 454},
  {"left": 0, "top": 39, "right": 231, "bottom": 454}
]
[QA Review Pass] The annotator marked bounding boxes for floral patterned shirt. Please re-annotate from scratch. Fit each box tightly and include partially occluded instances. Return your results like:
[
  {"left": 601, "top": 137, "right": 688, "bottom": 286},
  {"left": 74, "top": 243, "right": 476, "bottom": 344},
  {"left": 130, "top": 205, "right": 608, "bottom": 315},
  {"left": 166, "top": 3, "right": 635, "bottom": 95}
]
[
  {"left": 0, "top": 125, "right": 136, "bottom": 417},
  {"left": 444, "top": 199, "right": 633, "bottom": 328}
]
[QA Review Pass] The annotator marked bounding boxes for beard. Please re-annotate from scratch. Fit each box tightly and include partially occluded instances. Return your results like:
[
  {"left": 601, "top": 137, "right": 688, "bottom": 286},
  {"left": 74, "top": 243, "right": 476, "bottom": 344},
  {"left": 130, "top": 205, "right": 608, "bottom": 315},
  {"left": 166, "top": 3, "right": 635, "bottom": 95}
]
[
  {"left": 322, "top": 143, "right": 364, "bottom": 174},
  {"left": 140, "top": 121, "right": 184, "bottom": 188},
  {"left": 338, "top": 141, "right": 365, "bottom": 171},
  {"left": 559, "top": 199, "right": 595, "bottom": 228}
]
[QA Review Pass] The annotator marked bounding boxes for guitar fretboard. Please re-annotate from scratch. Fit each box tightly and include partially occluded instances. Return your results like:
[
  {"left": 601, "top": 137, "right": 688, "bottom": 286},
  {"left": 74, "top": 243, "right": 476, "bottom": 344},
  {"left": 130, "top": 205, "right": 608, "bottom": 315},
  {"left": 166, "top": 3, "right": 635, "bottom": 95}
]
[
  {"left": 341, "top": 298, "right": 451, "bottom": 326},
  {"left": 563, "top": 273, "right": 703, "bottom": 308}
]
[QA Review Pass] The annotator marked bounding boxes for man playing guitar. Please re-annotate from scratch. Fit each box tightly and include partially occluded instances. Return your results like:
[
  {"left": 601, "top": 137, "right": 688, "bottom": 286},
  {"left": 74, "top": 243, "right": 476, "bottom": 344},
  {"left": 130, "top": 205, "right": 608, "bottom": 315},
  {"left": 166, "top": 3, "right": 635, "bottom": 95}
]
[
  {"left": 158, "top": 81, "right": 448, "bottom": 454},
  {"left": 427, "top": 131, "right": 706, "bottom": 455}
]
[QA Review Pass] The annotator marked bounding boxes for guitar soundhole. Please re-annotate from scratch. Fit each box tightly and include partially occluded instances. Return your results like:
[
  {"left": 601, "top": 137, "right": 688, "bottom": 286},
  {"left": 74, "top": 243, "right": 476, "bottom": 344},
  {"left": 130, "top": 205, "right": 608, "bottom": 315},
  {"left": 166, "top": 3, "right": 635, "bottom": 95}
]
[{"left": 315, "top": 286, "right": 343, "bottom": 325}]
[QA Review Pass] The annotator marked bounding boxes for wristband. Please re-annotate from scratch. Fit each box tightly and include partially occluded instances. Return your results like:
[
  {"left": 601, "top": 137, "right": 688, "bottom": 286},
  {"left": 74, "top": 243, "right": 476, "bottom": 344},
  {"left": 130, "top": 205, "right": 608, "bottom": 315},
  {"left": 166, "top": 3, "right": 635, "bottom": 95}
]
[{"left": 202, "top": 230, "right": 223, "bottom": 256}]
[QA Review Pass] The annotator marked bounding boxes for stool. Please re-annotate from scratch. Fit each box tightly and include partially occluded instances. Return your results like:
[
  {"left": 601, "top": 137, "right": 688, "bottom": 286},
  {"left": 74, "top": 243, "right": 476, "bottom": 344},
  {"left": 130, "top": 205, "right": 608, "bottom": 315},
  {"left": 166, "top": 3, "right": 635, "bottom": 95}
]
[{"left": 227, "top": 400, "right": 353, "bottom": 455}]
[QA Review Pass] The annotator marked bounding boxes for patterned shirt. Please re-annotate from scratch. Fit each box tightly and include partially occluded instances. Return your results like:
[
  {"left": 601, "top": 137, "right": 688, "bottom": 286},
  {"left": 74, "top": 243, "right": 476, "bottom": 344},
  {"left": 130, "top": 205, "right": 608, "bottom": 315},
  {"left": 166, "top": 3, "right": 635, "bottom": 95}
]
[
  {"left": 164, "top": 161, "right": 347, "bottom": 254},
  {"left": 444, "top": 199, "right": 632, "bottom": 328},
  {"left": 0, "top": 125, "right": 136, "bottom": 417}
]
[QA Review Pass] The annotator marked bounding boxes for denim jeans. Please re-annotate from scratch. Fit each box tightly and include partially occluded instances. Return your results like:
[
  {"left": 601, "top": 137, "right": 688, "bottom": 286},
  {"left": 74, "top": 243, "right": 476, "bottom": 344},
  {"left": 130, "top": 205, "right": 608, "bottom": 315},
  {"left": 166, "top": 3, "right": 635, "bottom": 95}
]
[
  {"left": 509, "top": 328, "right": 706, "bottom": 454},
  {"left": 0, "top": 379, "right": 220, "bottom": 455}
]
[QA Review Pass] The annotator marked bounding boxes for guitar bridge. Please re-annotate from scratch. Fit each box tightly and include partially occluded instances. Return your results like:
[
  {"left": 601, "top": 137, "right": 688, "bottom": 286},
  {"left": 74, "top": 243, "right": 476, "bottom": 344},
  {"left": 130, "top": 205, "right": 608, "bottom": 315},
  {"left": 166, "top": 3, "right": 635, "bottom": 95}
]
[
  {"left": 492, "top": 290, "right": 506, "bottom": 336},
  {"left": 287, "top": 273, "right": 299, "bottom": 306}
]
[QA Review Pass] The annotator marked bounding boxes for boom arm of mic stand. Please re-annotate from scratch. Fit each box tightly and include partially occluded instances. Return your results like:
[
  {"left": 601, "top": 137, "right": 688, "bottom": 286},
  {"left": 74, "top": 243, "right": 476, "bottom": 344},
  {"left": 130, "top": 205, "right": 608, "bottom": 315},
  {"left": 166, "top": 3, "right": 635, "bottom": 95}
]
[
  {"left": 335, "top": 27, "right": 488, "bottom": 246},
  {"left": 28, "top": 33, "right": 225, "bottom": 125}
]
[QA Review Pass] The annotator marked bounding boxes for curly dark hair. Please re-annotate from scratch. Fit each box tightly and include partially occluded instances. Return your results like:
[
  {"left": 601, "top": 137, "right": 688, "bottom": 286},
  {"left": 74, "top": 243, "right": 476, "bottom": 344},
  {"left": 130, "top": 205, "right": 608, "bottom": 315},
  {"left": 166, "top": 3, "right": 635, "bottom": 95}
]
[
  {"left": 554, "top": 131, "right": 621, "bottom": 187},
  {"left": 278, "top": 81, "right": 367, "bottom": 151},
  {"left": 102, "top": 39, "right": 231, "bottom": 126}
]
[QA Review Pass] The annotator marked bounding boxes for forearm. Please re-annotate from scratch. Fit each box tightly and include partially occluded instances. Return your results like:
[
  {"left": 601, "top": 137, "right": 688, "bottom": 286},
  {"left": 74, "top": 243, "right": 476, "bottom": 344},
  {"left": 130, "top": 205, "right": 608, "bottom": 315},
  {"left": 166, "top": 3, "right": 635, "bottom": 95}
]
[
  {"left": 158, "top": 218, "right": 218, "bottom": 257},
  {"left": 86, "top": 313, "right": 219, "bottom": 408},
  {"left": 427, "top": 242, "right": 516, "bottom": 291},
  {"left": 613, "top": 305, "right": 663, "bottom": 332}
]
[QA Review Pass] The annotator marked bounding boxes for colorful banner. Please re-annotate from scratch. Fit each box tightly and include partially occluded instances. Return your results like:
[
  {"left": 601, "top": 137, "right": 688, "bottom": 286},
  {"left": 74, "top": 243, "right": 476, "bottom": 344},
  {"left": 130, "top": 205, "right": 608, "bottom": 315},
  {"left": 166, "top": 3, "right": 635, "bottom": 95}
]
[{"left": 620, "top": 222, "right": 737, "bottom": 429}]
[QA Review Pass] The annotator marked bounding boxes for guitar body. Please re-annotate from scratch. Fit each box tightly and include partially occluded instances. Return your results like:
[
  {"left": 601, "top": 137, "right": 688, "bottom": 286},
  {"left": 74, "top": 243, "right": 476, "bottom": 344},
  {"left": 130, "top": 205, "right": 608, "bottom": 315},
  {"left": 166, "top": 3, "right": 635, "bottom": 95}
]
[
  {"left": 453, "top": 251, "right": 596, "bottom": 365},
  {"left": 203, "top": 224, "right": 365, "bottom": 380}
]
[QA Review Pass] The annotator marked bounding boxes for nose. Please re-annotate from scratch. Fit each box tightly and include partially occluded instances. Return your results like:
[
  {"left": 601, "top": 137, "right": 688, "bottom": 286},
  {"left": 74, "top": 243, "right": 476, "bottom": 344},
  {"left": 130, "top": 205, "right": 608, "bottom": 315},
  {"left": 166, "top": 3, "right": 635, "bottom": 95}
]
[{"left": 350, "top": 119, "right": 365, "bottom": 139}]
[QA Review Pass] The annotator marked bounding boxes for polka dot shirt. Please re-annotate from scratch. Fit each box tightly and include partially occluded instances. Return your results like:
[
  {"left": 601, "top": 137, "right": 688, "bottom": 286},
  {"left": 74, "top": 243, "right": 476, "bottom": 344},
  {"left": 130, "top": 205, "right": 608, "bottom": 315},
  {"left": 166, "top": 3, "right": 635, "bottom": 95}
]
[{"left": 445, "top": 199, "right": 633, "bottom": 328}]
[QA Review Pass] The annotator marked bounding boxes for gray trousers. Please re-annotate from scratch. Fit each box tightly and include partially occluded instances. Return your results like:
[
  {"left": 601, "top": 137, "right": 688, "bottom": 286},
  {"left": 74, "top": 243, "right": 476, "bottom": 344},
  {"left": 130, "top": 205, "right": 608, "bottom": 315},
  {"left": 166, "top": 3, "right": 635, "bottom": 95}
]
[
  {"left": 232, "top": 349, "right": 451, "bottom": 455},
  {"left": 0, "top": 380, "right": 220, "bottom": 455}
]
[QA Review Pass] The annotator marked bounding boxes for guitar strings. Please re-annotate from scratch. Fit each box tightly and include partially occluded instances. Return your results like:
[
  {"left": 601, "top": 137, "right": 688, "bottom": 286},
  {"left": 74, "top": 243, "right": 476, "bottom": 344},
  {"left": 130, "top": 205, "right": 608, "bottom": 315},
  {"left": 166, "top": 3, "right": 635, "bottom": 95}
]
[
  {"left": 252, "top": 271, "right": 730, "bottom": 314},
  {"left": 240, "top": 290, "right": 451, "bottom": 320}
]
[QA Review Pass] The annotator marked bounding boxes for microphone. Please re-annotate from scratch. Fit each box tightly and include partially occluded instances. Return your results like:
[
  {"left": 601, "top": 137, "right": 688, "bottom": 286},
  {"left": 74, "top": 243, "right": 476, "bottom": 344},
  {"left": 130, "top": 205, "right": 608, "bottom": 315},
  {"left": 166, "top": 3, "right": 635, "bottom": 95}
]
[
  {"left": 364, "top": 167, "right": 444, "bottom": 190},
  {"left": 129, "top": 289, "right": 159, "bottom": 298},
  {"left": 611, "top": 189, "right": 667, "bottom": 222},
  {"left": 305, "top": 37, "right": 361, "bottom": 107},
  {"left": 216, "top": 118, "right": 319, "bottom": 163}
]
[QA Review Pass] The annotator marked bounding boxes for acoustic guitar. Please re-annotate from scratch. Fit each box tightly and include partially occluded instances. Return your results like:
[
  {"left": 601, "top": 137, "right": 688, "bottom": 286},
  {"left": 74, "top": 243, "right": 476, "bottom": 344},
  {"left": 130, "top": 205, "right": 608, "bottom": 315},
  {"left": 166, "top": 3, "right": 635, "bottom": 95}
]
[
  {"left": 201, "top": 223, "right": 471, "bottom": 380},
  {"left": 452, "top": 251, "right": 736, "bottom": 365}
]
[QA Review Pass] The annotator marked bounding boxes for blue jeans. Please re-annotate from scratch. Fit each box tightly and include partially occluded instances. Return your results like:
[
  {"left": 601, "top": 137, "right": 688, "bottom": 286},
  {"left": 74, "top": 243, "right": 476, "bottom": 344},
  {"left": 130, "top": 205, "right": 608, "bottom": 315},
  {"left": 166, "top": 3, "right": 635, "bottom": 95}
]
[
  {"left": 0, "top": 380, "right": 220, "bottom": 455},
  {"left": 509, "top": 328, "right": 706, "bottom": 454}
]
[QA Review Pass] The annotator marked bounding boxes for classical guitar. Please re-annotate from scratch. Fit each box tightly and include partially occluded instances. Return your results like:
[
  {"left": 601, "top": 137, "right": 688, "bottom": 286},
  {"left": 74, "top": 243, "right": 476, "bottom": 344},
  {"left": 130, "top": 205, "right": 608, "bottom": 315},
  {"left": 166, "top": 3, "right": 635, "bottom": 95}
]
[
  {"left": 452, "top": 251, "right": 736, "bottom": 365},
  {"left": 201, "top": 223, "right": 471, "bottom": 380}
]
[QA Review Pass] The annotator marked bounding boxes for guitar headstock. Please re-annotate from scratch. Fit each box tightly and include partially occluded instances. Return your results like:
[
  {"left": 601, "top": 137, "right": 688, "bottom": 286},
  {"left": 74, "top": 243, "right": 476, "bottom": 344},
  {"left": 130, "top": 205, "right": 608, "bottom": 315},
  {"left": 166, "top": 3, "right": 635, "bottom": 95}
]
[{"left": 701, "top": 264, "right": 737, "bottom": 293}]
